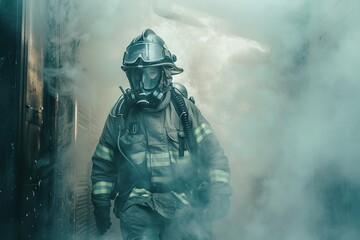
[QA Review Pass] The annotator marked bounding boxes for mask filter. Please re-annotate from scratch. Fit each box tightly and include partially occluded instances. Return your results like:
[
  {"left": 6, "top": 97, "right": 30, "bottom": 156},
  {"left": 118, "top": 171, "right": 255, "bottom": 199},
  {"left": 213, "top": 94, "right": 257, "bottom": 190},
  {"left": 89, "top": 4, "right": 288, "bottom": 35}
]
[
  {"left": 136, "top": 92, "right": 150, "bottom": 107},
  {"left": 135, "top": 89, "right": 164, "bottom": 108}
]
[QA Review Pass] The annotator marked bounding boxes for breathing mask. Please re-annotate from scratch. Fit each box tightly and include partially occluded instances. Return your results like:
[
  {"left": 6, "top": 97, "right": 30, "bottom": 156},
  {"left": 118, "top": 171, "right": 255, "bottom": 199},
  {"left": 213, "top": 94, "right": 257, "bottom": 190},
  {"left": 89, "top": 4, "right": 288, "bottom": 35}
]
[{"left": 126, "top": 67, "right": 166, "bottom": 108}]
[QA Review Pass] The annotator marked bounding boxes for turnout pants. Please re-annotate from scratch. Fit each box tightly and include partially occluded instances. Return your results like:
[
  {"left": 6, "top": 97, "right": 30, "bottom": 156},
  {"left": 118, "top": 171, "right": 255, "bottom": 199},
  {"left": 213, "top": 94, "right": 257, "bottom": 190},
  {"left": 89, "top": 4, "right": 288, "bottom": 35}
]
[{"left": 119, "top": 204, "right": 212, "bottom": 240}]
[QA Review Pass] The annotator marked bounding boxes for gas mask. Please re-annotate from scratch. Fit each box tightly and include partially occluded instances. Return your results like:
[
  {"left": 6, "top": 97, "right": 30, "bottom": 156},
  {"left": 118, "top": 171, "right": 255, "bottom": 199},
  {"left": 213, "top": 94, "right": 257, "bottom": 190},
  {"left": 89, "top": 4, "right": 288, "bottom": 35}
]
[{"left": 127, "top": 67, "right": 166, "bottom": 108}]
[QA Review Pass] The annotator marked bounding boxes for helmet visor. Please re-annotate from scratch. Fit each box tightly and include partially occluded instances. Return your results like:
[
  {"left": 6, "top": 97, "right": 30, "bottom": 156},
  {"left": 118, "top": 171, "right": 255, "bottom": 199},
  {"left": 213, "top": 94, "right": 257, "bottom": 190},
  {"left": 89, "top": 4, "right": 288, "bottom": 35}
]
[{"left": 123, "top": 43, "right": 171, "bottom": 64}]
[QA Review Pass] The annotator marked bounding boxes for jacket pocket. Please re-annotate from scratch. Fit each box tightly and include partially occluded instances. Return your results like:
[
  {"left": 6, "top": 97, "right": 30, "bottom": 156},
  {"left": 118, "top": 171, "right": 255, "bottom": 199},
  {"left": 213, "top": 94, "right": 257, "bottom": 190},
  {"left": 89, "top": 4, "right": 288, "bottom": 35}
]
[
  {"left": 166, "top": 130, "right": 183, "bottom": 149},
  {"left": 166, "top": 130, "right": 193, "bottom": 175},
  {"left": 118, "top": 133, "right": 146, "bottom": 165},
  {"left": 119, "top": 133, "right": 144, "bottom": 146}
]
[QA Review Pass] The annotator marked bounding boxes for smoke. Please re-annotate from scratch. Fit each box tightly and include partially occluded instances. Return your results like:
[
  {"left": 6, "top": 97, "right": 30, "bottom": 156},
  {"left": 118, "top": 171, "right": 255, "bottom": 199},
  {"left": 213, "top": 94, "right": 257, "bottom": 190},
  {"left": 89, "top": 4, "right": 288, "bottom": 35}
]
[{"left": 53, "top": 0, "right": 360, "bottom": 239}]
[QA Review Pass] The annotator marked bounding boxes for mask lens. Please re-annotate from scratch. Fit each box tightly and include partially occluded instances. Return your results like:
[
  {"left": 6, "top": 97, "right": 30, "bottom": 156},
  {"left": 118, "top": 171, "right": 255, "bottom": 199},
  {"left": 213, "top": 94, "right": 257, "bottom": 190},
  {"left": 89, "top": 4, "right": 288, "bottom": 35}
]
[
  {"left": 129, "top": 67, "right": 161, "bottom": 91},
  {"left": 142, "top": 67, "right": 161, "bottom": 90}
]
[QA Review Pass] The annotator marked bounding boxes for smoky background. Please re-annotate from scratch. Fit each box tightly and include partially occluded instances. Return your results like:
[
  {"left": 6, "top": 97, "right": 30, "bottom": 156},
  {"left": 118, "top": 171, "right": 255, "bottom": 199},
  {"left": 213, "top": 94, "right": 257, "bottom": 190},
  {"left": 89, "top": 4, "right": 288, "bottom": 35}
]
[{"left": 51, "top": 0, "right": 360, "bottom": 239}]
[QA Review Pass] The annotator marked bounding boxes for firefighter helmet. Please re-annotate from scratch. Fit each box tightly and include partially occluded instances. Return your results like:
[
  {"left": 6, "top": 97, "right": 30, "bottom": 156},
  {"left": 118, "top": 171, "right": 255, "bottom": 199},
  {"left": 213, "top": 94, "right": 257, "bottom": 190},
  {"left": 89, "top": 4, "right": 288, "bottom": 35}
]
[{"left": 121, "top": 29, "right": 183, "bottom": 75}]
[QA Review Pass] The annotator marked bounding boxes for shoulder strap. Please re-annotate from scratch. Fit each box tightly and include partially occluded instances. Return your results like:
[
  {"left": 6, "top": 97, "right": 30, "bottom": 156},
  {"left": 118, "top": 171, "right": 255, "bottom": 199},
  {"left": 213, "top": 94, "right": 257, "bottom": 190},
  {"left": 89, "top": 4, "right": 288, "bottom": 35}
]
[{"left": 170, "top": 88, "right": 197, "bottom": 155}]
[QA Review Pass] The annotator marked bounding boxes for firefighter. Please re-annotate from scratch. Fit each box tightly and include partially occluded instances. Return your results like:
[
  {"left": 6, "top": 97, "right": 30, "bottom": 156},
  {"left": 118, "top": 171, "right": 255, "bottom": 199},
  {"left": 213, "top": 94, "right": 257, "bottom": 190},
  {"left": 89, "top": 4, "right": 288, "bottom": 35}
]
[{"left": 91, "top": 29, "right": 232, "bottom": 239}]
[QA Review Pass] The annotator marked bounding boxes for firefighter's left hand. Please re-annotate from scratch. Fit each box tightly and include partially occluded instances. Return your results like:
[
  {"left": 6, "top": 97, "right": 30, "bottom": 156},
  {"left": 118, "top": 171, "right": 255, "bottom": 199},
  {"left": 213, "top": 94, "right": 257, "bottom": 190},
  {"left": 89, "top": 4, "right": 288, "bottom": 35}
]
[{"left": 204, "top": 194, "right": 230, "bottom": 221}]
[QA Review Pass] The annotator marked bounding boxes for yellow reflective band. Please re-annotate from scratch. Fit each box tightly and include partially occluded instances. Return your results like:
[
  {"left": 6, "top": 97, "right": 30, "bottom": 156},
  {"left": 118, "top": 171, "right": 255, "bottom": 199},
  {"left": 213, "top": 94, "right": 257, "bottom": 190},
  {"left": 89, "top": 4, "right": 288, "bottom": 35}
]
[
  {"left": 151, "top": 176, "right": 173, "bottom": 184},
  {"left": 169, "top": 151, "right": 191, "bottom": 165},
  {"left": 93, "top": 189, "right": 112, "bottom": 194},
  {"left": 194, "top": 123, "right": 208, "bottom": 135},
  {"left": 95, "top": 144, "right": 114, "bottom": 161},
  {"left": 194, "top": 123, "right": 212, "bottom": 136},
  {"left": 93, "top": 181, "right": 113, "bottom": 187},
  {"left": 129, "top": 187, "right": 151, "bottom": 198},
  {"left": 209, "top": 169, "right": 230, "bottom": 183},
  {"left": 92, "top": 181, "right": 113, "bottom": 195},
  {"left": 194, "top": 123, "right": 212, "bottom": 144},
  {"left": 171, "top": 191, "right": 190, "bottom": 205},
  {"left": 150, "top": 152, "right": 171, "bottom": 167},
  {"left": 129, "top": 151, "right": 146, "bottom": 164}
]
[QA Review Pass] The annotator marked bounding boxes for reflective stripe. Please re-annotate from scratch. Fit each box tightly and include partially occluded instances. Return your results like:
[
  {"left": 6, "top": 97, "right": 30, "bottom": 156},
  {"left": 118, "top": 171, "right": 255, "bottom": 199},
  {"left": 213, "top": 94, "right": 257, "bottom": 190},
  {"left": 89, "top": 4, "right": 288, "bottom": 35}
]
[
  {"left": 151, "top": 176, "right": 173, "bottom": 184},
  {"left": 194, "top": 123, "right": 212, "bottom": 144},
  {"left": 169, "top": 150, "right": 191, "bottom": 165},
  {"left": 129, "top": 151, "right": 146, "bottom": 164},
  {"left": 94, "top": 144, "right": 114, "bottom": 161},
  {"left": 92, "top": 181, "right": 114, "bottom": 195},
  {"left": 129, "top": 187, "right": 151, "bottom": 198},
  {"left": 150, "top": 152, "right": 171, "bottom": 167},
  {"left": 171, "top": 191, "right": 190, "bottom": 205},
  {"left": 209, "top": 169, "right": 230, "bottom": 183}
]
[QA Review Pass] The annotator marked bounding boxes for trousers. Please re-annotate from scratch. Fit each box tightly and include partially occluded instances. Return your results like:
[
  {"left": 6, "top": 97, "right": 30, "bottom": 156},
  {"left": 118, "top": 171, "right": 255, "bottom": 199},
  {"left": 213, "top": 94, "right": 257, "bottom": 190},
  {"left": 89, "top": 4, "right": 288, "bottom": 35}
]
[{"left": 119, "top": 204, "right": 212, "bottom": 240}]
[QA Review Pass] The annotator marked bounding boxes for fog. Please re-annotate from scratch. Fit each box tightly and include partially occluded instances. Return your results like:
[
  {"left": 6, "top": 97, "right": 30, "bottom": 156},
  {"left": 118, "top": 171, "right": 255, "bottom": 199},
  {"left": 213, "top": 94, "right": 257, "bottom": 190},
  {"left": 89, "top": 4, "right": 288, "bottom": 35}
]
[{"left": 56, "top": 0, "right": 360, "bottom": 239}]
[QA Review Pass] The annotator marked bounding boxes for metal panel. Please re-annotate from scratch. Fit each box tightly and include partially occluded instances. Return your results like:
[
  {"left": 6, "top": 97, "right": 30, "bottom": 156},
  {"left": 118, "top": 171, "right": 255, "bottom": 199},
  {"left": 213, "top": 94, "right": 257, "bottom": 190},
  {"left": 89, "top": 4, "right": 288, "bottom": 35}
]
[
  {"left": 0, "top": 0, "right": 24, "bottom": 239},
  {"left": 74, "top": 101, "right": 99, "bottom": 240},
  {"left": 1, "top": 0, "right": 99, "bottom": 238},
  {"left": 18, "top": 0, "right": 50, "bottom": 239}
]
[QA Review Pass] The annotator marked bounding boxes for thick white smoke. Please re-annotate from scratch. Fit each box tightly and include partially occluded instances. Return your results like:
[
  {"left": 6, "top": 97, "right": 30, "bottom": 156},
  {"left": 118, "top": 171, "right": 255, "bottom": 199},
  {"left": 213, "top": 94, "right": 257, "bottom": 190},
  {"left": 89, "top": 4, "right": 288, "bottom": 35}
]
[{"left": 63, "top": 0, "right": 360, "bottom": 239}]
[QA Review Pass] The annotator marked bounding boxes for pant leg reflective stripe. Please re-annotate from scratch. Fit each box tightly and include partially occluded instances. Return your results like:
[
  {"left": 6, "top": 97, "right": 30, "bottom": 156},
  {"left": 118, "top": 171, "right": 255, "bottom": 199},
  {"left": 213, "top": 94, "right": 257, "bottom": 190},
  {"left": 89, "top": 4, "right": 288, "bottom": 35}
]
[
  {"left": 171, "top": 191, "right": 190, "bottom": 205},
  {"left": 94, "top": 144, "right": 114, "bottom": 161},
  {"left": 129, "top": 187, "right": 152, "bottom": 198},
  {"left": 92, "top": 181, "right": 114, "bottom": 195},
  {"left": 194, "top": 123, "right": 213, "bottom": 144},
  {"left": 209, "top": 169, "right": 230, "bottom": 183}
]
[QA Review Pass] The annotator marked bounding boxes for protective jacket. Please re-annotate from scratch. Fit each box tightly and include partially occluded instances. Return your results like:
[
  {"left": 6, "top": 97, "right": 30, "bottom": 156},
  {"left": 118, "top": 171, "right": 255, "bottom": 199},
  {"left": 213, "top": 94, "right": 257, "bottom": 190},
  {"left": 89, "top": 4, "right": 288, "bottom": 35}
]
[{"left": 91, "top": 90, "right": 232, "bottom": 218}]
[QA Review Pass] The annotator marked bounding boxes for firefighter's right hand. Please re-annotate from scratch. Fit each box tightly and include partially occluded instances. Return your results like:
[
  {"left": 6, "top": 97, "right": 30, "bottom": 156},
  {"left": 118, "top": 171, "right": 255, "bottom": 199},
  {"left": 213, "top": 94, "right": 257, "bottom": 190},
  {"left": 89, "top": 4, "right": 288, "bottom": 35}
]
[{"left": 94, "top": 206, "right": 111, "bottom": 235}]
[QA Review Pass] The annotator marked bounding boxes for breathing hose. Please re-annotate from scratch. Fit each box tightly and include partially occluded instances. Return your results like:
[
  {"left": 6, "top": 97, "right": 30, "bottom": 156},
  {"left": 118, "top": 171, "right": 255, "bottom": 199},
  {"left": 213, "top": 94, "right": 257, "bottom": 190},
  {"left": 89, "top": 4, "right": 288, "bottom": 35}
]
[{"left": 170, "top": 88, "right": 196, "bottom": 154}]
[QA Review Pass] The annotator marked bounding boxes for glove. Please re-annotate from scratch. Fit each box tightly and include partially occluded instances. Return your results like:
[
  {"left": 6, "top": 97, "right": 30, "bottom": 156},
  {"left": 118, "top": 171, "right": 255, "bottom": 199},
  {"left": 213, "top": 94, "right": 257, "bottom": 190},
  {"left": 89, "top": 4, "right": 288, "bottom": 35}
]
[
  {"left": 203, "top": 194, "right": 230, "bottom": 221},
  {"left": 92, "top": 194, "right": 111, "bottom": 235},
  {"left": 94, "top": 206, "right": 111, "bottom": 235}
]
